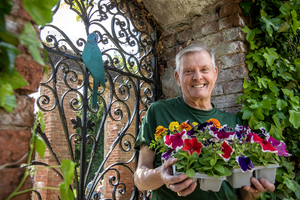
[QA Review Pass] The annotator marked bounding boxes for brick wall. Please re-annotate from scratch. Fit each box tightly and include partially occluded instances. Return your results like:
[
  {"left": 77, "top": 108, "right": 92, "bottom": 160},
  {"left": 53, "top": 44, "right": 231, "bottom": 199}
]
[
  {"left": 0, "top": 0, "right": 43, "bottom": 199},
  {"left": 103, "top": 78, "right": 138, "bottom": 200},
  {"left": 33, "top": 63, "right": 78, "bottom": 199},
  {"left": 160, "top": 0, "right": 249, "bottom": 115}
]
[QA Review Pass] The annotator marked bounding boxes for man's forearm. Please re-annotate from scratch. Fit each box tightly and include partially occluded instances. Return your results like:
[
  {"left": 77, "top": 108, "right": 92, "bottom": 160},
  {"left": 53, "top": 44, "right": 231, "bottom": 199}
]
[{"left": 134, "top": 165, "right": 165, "bottom": 191}]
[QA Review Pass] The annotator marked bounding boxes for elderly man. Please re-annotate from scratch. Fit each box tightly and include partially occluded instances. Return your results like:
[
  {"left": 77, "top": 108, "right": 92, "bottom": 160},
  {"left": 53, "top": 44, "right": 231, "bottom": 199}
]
[{"left": 134, "top": 43, "right": 275, "bottom": 200}]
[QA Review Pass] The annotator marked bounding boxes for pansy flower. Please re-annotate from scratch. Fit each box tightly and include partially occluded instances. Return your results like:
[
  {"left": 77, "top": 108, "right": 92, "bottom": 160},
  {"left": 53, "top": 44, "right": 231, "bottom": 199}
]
[
  {"left": 209, "top": 126, "right": 235, "bottom": 141},
  {"left": 182, "top": 138, "right": 203, "bottom": 156},
  {"left": 219, "top": 140, "right": 234, "bottom": 162},
  {"left": 251, "top": 134, "right": 278, "bottom": 153},
  {"left": 236, "top": 154, "right": 255, "bottom": 172},
  {"left": 162, "top": 149, "right": 175, "bottom": 161},
  {"left": 266, "top": 136, "right": 291, "bottom": 157},
  {"left": 235, "top": 125, "right": 251, "bottom": 140},
  {"left": 164, "top": 130, "right": 188, "bottom": 151}
]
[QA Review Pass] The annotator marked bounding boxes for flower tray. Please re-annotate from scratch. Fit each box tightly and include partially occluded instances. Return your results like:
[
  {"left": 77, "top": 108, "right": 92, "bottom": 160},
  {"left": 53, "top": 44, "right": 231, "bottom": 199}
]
[
  {"left": 172, "top": 165, "right": 226, "bottom": 192},
  {"left": 226, "top": 168, "right": 253, "bottom": 188},
  {"left": 254, "top": 164, "right": 279, "bottom": 184}
]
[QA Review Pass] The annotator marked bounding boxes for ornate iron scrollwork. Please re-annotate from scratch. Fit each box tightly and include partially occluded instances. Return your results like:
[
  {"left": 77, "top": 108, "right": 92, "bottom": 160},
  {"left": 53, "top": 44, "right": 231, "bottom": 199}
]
[{"left": 35, "top": 0, "right": 158, "bottom": 199}]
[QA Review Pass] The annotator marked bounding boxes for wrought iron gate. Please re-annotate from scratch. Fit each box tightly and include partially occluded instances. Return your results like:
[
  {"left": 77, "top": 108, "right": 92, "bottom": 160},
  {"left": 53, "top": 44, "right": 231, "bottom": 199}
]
[{"left": 36, "top": 0, "right": 159, "bottom": 199}]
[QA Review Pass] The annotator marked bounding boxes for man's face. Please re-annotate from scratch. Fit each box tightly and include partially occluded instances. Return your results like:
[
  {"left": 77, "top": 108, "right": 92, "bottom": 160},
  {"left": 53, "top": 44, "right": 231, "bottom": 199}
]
[{"left": 174, "top": 51, "right": 218, "bottom": 104}]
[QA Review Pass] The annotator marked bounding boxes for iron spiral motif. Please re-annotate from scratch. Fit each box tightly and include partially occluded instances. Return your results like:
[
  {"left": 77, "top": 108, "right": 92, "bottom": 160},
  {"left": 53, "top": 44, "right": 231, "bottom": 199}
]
[{"left": 36, "top": 0, "right": 158, "bottom": 199}]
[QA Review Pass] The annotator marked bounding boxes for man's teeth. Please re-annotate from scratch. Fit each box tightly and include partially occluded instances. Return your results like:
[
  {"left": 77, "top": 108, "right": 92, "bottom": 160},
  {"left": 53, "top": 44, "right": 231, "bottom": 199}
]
[{"left": 193, "top": 85, "right": 204, "bottom": 88}]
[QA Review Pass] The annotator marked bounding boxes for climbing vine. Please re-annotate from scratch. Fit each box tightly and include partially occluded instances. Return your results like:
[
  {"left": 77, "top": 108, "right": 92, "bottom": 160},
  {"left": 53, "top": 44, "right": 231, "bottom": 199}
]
[{"left": 238, "top": 0, "right": 300, "bottom": 199}]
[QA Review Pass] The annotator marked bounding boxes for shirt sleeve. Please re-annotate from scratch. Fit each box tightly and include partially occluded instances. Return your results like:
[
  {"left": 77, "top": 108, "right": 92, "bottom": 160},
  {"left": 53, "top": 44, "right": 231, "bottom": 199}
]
[{"left": 134, "top": 103, "right": 157, "bottom": 151}]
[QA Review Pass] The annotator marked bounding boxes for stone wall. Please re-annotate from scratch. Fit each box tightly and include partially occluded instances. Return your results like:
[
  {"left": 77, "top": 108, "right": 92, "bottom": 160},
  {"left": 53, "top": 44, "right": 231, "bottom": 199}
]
[
  {"left": 0, "top": 0, "right": 43, "bottom": 199},
  {"left": 159, "top": 0, "right": 249, "bottom": 115}
]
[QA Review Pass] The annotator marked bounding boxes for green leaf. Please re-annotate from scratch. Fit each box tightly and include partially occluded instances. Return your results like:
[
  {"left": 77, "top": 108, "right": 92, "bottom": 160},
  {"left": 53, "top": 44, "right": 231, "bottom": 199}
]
[
  {"left": 214, "top": 164, "right": 225, "bottom": 174},
  {"left": 280, "top": 2, "right": 293, "bottom": 15},
  {"left": 276, "top": 99, "right": 288, "bottom": 110},
  {"left": 210, "top": 158, "right": 216, "bottom": 166},
  {"left": 242, "top": 109, "right": 253, "bottom": 120},
  {"left": 59, "top": 182, "right": 74, "bottom": 200},
  {"left": 34, "top": 135, "right": 46, "bottom": 159},
  {"left": 282, "top": 89, "right": 293, "bottom": 98},
  {"left": 61, "top": 159, "right": 75, "bottom": 185},
  {"left": 19, "top": 23, "right": 44, "bottom": 66},
  {"left": 186, "top": 168, "right": 195, "bottom": 178},
  {"left": 263, "top": 48, "right": 279, "bottom": 67},
  {"left": 0, "top": 0, "right": 14, "bottom": 15},
  {"left": 254, "top": 109, "right": 264, "bottom": 120},
  {"left": 249, "top": 115, "right": 259, "bottom": 129},
  {"left": 23, "top": 0, "right": 60, "bottom": 26},
  {"left": 290, "top": 10, "right": 299, "bottom": 35},
  {"left": 260, "top": 10, "right": 282, "bottom": 37},
  {"left": 242, "top": 26, "right": 261, "bottom": 42},
  {"left": 272, "top": 114, "right": 281, "bottom": 129},
  {"left": 0, "top": 41, "right": 20, "bottom": 73},
  {"left": 278, "top": 22, "right": 290, "bottom": 33},
  {"left": 289, "top": 110, "right": 300, "bottom": 129},
  {"left": 269, "top": 124, "right": 282, "bottom": 140},
  {"left": 283, "top": 176, "right": 297, "bottom": 192},
  {"left": 279, "top": 72, "right": 294, "bottom": 81},
  {"left": 0, "top": 83, "right": 16, "bottom": 113},
  {"left": 0, "top": 68, "right": 28, "bottom": 89}
]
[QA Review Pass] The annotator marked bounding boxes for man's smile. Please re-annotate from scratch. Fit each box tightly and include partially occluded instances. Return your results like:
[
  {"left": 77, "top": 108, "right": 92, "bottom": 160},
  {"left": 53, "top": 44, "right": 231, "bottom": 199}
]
[{"left": 192, "top": 84, "right": 205, "bottom": 88}]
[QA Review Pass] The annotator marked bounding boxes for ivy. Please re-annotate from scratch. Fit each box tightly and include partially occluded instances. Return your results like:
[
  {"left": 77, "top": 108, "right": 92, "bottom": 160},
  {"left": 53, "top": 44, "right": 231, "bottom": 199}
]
[
  {"left": 238, "top": 0, "right": 300, "bottom": 199},
  {"left": 0, "top": 0, "right": 59, "bottom": 113}
]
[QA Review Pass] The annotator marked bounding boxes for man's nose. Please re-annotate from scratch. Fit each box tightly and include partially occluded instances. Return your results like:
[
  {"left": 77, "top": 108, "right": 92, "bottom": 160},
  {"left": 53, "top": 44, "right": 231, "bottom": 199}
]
[{"left": 193, "top": 70, "right": 203, "bottom": 80}]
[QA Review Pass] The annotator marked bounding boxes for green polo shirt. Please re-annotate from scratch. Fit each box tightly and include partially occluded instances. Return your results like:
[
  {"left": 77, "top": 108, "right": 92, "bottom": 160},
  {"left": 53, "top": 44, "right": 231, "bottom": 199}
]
[{"left": 135, "top": 96, "right": 241, "bottom": 200}]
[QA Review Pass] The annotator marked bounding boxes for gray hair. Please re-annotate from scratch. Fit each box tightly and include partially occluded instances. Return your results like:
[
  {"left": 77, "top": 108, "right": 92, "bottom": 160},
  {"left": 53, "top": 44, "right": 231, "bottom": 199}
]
[{"left": 175, "top": 43, "right": 216, "bottom": 73}]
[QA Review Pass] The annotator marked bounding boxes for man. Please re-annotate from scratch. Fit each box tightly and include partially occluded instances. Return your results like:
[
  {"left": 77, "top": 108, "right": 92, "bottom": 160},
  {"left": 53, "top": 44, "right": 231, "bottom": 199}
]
[{"left": 134, "top": 43, "right": 275, "bottom": 200}]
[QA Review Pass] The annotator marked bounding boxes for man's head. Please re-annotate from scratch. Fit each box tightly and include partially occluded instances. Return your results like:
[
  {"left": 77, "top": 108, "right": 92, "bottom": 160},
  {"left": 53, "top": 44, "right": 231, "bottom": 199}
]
[
  {"left": 174, "top": 43, "right": 218, "bottom": 109},
  {"left": 175, "top": 43, "right": 216, "bottom": 74}
]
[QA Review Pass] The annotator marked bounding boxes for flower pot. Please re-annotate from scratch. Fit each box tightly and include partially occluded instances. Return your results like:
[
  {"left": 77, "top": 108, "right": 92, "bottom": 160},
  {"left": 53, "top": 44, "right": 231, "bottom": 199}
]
[
  {"left": 226, "top": 168, "right": 253, "bottom": 188},
  {"left": 172, "top": 165, "right": 226, "bottom": 192},
  {"left": 254, "top": 164, "right": 279, "bottom": 184}
]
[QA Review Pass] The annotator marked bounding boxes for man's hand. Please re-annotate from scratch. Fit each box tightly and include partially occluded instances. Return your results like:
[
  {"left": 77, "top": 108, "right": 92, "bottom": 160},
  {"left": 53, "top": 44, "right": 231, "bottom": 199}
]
[
  {"left": 159, "top": 158, "right": 197, "bottom": 197},
  {"left": 238, "top": 177, "right": 275, "bottom": 200}
]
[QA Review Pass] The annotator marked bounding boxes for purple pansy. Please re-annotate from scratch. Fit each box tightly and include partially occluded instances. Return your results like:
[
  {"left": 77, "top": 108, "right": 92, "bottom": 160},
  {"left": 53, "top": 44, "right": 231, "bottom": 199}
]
[
  {"left": 236, "top": 154, "right": 255, "bottom": 172},
  {"left": 162, "top": 149, "right": 175, "bottom": 161}
]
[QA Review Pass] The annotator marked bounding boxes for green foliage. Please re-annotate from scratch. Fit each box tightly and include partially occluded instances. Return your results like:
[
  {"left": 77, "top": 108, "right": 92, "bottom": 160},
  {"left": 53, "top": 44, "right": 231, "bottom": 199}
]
[
  {"left": 33, "top": 111, "right": 46, "bottom": 159},
  {"left": 59, "top": 159, "right": 76, "bottom": 200},
  {"left": 238, "top": 0, "right": 300, "bottom": 199},
  {"left": 0, "top": 0, "right": 59, "bottom": 113}
]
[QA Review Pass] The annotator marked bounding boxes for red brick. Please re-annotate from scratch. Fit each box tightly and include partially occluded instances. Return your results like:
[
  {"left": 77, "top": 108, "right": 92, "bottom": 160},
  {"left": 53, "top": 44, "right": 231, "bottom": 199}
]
[
  {"left": 162, "top": 34, "right": 175, "bottom": 48},
  {"left": 177, "top": 29, "right": 193, "bottom": 44},
  {"left": 219, "top": 3, "right": 243, "bottom": 18},
  {"left": 219, "top": 13, "right": 247, "bottom": 30},
  {"left": 201, "top": 21, "right": 219, "bottom": 36},
  {"left": 11, "top": 0, "right": 32, "bottom": 21},
  {"left": 15, "top": 56, "right": 43, "bottom": 94},
  {"left": 0, "top": 129, "right": 31, "bottom": 165},
  {"left": 161, "top": 48, "right": 176, "bottom": 61},
  {"left": 192, "top": 11, "right": 219, "bottom": 28},
  {"left": 0, "top": 168, "right": 32, "bottom": 200},
  {"left": 0, "top": 93, "right": 34, "bottom": 127}
]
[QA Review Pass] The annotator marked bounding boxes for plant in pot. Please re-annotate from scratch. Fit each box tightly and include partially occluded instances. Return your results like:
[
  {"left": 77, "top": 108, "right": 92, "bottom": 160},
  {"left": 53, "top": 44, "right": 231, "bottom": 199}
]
[
  {"left": 149, "top": 119, "right": 234, "bottom": 192},
  {"left": 226, "top": 125, "right": 292, "bottom": 188}
]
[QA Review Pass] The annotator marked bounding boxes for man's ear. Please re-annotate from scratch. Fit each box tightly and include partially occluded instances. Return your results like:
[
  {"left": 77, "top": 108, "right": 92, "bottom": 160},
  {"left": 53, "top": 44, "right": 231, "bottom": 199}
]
[
  {"left": 214, "top": 66, "right": 218, "bottom": 80},
  {"left": 174, "top": 70, "right": 180, "bottom": 87}
]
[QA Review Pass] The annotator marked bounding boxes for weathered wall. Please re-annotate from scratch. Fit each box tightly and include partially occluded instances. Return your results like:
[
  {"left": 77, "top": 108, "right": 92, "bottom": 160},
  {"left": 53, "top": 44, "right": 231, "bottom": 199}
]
[
  {"left": 158, "top": 0, "right": 249, "bottom": 114},
  {"left": 0, "top": 0, "right": 43, "bottom": 199}
]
